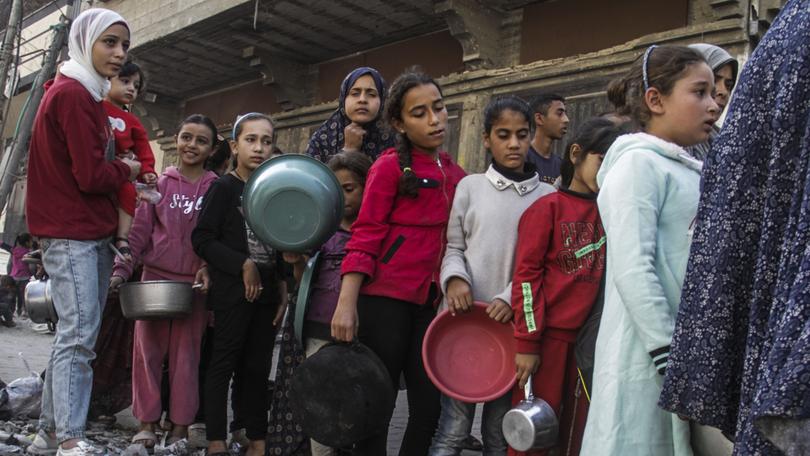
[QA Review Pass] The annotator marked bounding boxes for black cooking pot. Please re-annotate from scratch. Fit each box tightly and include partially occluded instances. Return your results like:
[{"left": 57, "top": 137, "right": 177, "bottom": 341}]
[{"left": 289, "top": 341, "right": 395, "bottom": 448}]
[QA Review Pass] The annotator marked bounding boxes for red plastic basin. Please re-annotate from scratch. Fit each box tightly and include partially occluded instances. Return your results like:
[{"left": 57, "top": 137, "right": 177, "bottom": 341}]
[{"left": 422, "top": 302, "right": 516, "bottom": 403}]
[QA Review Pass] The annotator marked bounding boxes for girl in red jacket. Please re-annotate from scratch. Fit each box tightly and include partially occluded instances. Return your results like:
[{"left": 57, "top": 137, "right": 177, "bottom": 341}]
[
  {"left": 510, "top": 117, "right": 624, "bottom": 456},
  {"left": 332, "top": 69, "right": 466, "bottom": 455}
]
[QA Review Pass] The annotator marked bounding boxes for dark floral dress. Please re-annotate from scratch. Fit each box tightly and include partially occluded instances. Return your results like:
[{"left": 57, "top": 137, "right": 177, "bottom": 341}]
[
  {"left": 659, "top": 2, "right": 810, "bottom": 455},
  {"left": 267, "top": 300, "right": 310, "bottom": 456},
  {"left": 88, "top": 267, "right": 141, "bottom": 419}
]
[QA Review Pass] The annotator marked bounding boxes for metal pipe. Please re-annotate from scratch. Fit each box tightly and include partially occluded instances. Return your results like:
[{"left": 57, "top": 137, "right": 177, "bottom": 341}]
[
  {"left": 0, "top": 0, "right": 23, "bottom": 126},
  {"left": 0, "top": 18, "right": 68, "bottom": 216}
]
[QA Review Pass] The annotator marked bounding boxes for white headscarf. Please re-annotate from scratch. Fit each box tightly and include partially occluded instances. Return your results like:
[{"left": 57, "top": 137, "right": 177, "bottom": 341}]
[{"left": 59, "top": 8, "right": 128, "bottom": 102}]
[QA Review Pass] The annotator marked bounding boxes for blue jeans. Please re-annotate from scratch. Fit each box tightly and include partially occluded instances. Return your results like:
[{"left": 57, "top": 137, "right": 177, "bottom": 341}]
[
  {"left": 38, "top": 238, "right": 113, "bottom": 443},
  {"left": 429, "top": 392, "right": 511, "bottom": 456}
]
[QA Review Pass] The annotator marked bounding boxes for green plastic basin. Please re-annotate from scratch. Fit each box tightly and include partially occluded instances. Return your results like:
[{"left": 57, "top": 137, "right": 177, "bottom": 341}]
[{"left": 242, "top": 154, "right": 344, "bottom": 252}]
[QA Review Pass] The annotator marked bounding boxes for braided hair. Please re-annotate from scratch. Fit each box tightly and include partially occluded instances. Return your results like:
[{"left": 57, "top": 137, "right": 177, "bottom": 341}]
[{"left": 384, "top": 69, "right": 443, "bottom": 198}]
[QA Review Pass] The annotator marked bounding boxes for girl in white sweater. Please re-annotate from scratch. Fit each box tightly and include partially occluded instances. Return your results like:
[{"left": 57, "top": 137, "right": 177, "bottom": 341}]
[{"left": 429, "top": 96, "right": 555, "bottom": 455}]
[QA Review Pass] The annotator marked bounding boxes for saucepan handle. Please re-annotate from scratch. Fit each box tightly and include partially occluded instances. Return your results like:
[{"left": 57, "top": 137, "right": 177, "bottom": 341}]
[{"left": 524, "top": 374, "right": 534, "bottom": 402}]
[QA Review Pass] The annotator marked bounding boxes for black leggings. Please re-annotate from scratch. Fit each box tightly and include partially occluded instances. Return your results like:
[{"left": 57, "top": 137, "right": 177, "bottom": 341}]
[
  {"left": 15, "top": 279, "right": 26, "bottom": 315},
  {"left": 195, "top": 326, "right": 246, "bottom": 432},
  {"left": 352, "top": 292, "right": 440, "bottom": 456},
  {"left": 205, "top": 300, "right": 278, "bottom": 441}
]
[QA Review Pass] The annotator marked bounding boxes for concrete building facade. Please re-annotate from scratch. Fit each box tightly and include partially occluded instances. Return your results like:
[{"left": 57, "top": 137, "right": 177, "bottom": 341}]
[
  {"left": 97, "top": 0, "right": 783, "bottom": 171},
  {"left": 0, "top": 0, "right": 787, "bottom": 238}
]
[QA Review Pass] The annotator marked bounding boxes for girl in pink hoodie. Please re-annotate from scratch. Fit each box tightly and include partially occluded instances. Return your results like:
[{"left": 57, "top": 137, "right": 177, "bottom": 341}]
[{"left": 110, "top": 114, "right": 219, "bottom": 449}]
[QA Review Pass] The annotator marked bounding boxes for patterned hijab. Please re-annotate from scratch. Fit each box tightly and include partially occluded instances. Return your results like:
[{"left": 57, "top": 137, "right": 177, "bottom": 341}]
[
  {"left": 660, "top": 1, "right": 810, "bottom": 454},
  {"left": 306, "top": 67, "right": 394, "bottom": 162}
]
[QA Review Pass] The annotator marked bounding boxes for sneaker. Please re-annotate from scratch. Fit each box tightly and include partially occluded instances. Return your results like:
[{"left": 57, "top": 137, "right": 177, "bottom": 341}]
[
  {"left": 55, "top": 441, "right": 104, "bottom": 456},
  {"left": 26, "top": 431, "right": 57, "bottom": 455}
]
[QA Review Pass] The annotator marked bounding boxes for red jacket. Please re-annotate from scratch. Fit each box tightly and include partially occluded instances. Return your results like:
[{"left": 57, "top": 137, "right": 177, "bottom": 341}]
[
  {"left": 26, "top": 77, "right": 130, "bottom": 239},
  {"left": 342, "top": 148, "right": 466, "bottom": 305},
  {"left": 104, "top": 101, "right": 155, "bottom": 177},
  {"left": 512, "top": 189, "right": 606, "bottom": 353}
]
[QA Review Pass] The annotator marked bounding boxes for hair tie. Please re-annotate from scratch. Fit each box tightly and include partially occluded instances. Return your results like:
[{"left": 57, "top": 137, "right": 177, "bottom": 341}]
[
  {"left": 403, "top": 167, "right": 413, "bottom": 174},
  {"left": 642, "top": 45, "right": 658, "bottom": 92}
]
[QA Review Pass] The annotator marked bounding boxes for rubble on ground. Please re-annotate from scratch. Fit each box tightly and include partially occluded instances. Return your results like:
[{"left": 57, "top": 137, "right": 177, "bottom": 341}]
[{"left": 0, "top": 419, "right": 210, "bottom": 455}]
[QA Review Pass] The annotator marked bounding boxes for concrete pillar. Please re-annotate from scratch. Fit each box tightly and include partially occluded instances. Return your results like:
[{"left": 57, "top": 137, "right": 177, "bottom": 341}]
[
  {"left": 454, "top": 93, "right": 489, "bottom": 173},
  {"left": 132, "top": 97, "right": 184, "bottom": 139},
  {"left": 242, "top": 46, "right": 315, "bottom": 111},
  {"left": 435, "top": 0, "right": 506, "bottom": 71},
  {"left": 156, "top": 136, "right": 179, "bottom": 171}
]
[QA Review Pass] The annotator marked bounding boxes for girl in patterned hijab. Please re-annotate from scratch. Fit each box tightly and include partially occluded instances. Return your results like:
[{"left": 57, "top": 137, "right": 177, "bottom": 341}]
[{"left": 306, "top": 66, "right": 395, "bottom": 162}]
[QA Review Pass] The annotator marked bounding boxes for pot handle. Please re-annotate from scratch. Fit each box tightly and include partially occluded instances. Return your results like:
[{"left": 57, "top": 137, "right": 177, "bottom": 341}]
[{"left": 524, "top": 374, "right": 534, "bottom": 402}]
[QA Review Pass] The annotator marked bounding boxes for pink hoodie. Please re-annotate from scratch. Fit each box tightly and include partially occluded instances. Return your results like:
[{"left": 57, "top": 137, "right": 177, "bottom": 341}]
[{"left": 113, "top": 166, "right": 218, "bottom": 281}]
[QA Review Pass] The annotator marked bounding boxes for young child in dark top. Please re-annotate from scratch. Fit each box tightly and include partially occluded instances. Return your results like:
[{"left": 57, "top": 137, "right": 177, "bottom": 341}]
[
  {"left": 0, "top": 275, "right": 16, "bottom": 327},
  {"left": 281, "top": 150, "right": 371, "bottom": 455}
]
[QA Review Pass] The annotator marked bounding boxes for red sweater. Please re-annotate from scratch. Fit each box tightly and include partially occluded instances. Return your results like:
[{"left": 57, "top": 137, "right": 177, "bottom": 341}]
[
  {"left": 512, "top": 189, "right": 606, "bottom": 353},
  {"left": 26, "top": 77, "right": 130, "bottom": 239},
  {"left": 341, "top": 148, "right": 466, "bottom": 305},
  {"left": 104, "top": 101, "right": 155, "bottom": 177}
]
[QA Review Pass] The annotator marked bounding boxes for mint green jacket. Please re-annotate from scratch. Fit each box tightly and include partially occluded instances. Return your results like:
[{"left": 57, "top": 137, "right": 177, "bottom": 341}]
[{"left": 581, "top": 133, "right": 701, "bottom": 456}]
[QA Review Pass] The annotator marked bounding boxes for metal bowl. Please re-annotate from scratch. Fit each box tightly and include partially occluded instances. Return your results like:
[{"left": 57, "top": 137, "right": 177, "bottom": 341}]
[
  {"left": 118, "top": 280, "right": 193, "bottom": 320},
  {"left": 242, "top": 154, "right": 344, "bottom": 252},
  {"left": 25, "top": 279, "right": 58, "bottom": 324}
]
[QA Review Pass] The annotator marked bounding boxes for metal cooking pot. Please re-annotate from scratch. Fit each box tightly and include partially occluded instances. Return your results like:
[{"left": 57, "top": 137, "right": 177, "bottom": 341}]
[
  {"left": 118, "top": 280, "right": 193, "bottom": 320},
  {"left": 25, "top": 279, "right": 58, "bottom": 324},
  {"left": 502, "top": 375, "right": 559, "bottom": 451},
  {"left": 290, "top": 342, "right": 396, "bottom": 448}
]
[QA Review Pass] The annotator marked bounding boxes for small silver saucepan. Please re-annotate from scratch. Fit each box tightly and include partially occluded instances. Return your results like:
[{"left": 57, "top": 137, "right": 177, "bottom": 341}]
[
  {"left": 502, "top": 374, "right": 559, "bottom": 451},
  {"left": 25, "top": 279, "right": 58, "bottom": 324}
]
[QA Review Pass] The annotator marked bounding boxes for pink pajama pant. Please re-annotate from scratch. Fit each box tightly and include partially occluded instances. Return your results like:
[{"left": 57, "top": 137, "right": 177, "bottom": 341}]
[{"left": 131, "top": 270, "right": 208, "bottom": 425}]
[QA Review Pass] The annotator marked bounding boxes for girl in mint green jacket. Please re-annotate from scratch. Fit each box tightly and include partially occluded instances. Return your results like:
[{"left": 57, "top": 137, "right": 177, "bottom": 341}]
[{"left": 581, "top": 45, "right": 719, "bottom": 456}]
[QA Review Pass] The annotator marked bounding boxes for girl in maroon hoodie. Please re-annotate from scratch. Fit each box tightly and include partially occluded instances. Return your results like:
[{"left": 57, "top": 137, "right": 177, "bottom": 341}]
[
  {"left": 110, "top": 114, "right": 219, "bottom": 449},
  {"left": 510, "top": 117, "right": 624, "bottom": 456},
  {"left": 332, "top": 70, "right": 466, "bottom": 455}
]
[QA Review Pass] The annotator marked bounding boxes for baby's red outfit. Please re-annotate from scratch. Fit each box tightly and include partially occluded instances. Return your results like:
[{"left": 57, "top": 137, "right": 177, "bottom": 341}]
[{"left": 104, "top": 101, "right": 155, "bottom": 215}]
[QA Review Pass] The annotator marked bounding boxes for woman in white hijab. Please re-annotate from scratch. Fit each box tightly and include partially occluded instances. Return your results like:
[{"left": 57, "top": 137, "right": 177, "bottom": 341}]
[{"left": 25, "top": 8, "right": 141, "bottom": 456}]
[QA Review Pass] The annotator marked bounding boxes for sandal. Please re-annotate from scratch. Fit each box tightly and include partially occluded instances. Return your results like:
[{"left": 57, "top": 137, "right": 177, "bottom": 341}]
[{"left": 131, "top": 430, "right": 158, "bottom": 450}]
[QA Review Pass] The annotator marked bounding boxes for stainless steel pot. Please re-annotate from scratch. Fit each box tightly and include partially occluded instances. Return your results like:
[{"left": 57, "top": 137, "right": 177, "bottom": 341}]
[
  {"left": 118, "top": 280, "right": 193, "bottom": 320},
  {"left": 502, "top": 375, "right": 559, "bottom": 451},
  {"left": 25, "top": 279, "right": 58, "bottom": 324}
]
